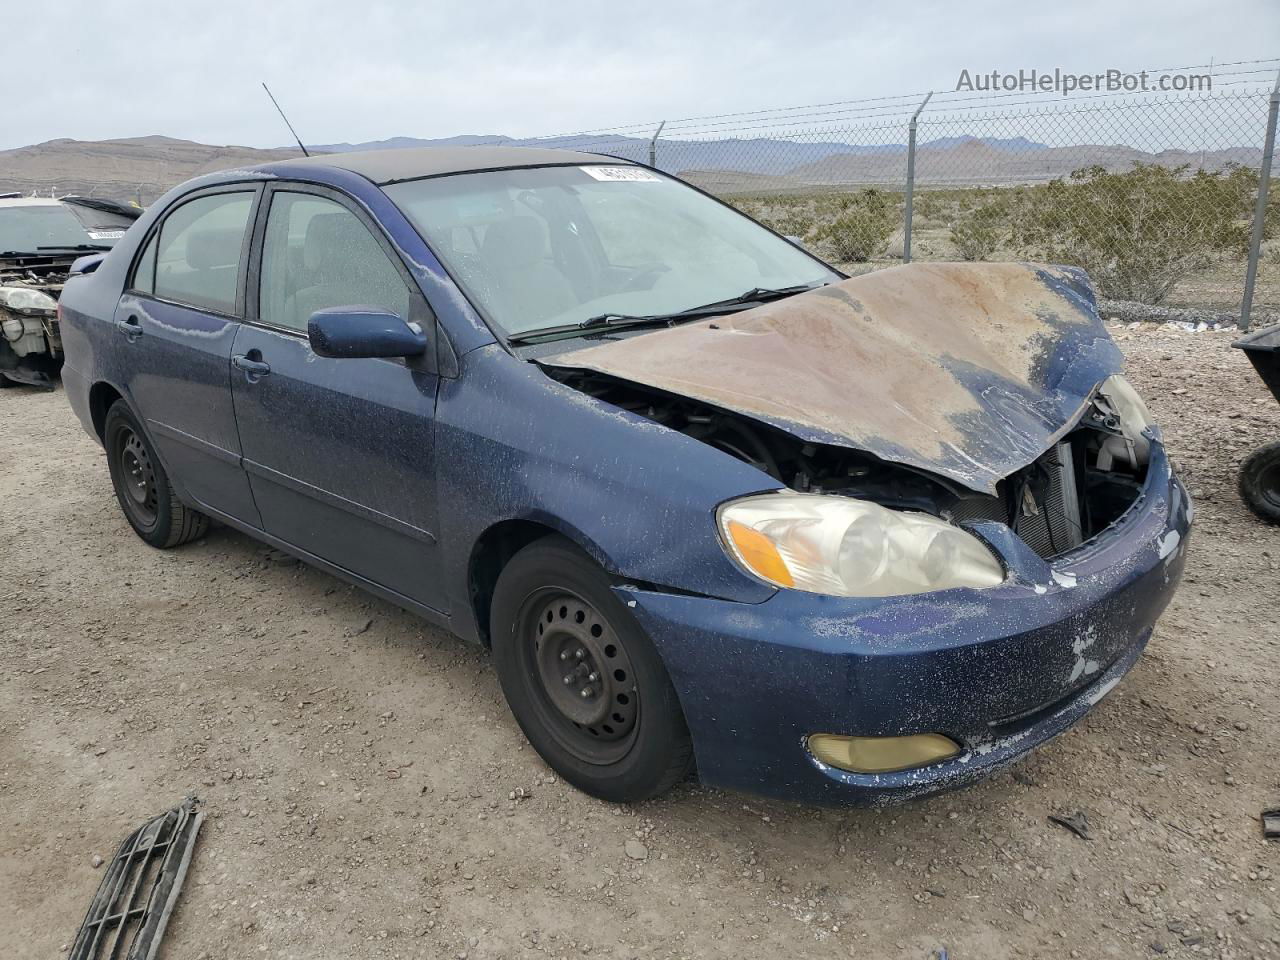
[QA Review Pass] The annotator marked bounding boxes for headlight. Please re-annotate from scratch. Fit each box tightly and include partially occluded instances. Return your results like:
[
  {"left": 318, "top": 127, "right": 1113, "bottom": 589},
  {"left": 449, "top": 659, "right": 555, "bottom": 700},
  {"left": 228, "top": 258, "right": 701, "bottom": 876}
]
[
  {"left": 718, "top": 492, "right": 1005, "bottom": 597},
  {"left": 1098, "top": 374, "right": 1152, "bottom": 464},
  {"left": 0, "top": 286, "right": 57, "bottom": 313}
]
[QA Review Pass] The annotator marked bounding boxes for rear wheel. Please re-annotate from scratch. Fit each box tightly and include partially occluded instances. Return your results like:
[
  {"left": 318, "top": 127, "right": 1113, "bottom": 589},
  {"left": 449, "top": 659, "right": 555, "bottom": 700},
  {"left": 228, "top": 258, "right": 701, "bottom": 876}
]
[
  {"left": 1239, "top": 441, "right": 1280, "bottom": 525},
  {"left": 104, "top": 401, "right": 209, "bottom": 548},
  {"left": 490, "top": 536, "right": 693, "bottom": 802}
]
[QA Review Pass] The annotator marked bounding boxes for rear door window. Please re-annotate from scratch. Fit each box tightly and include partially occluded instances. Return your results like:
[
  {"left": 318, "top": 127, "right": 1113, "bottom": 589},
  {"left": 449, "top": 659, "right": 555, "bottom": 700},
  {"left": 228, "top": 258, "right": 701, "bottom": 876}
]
[{"left": 152, "top": 192, "right": 254, "bottom": 314}]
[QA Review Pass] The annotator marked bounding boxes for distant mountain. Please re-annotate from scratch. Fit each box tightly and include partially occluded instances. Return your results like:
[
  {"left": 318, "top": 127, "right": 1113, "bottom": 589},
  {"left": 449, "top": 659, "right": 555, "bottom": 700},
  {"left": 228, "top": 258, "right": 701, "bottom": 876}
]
[
  {"left": 0, "top": 136, "right": 302, "bottom": 204},
  {"left": 297, "top": 132, "right": 888, "bottom": 174},
  {"left": 311, "top": 134, "right": 509, "bottom": 151},
  {"left": 303, "top": 133, "right": 1053, "bottom": 175},
  {"left": 783, "top": 139, "right": 1264, "bottom": 188},
  {"left": 0, "top": 132, "right": 1262, "bottom": 204},
  {"left": 922, "top": 135, "right": 1049, "bottom": 153}
]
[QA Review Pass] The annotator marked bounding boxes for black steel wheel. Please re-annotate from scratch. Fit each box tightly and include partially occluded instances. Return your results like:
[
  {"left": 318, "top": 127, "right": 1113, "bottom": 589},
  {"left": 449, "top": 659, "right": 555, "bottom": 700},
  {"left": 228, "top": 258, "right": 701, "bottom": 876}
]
[
  {"left": 104, "top": 401, "right": 209, "bottom": 548},
  {"left": 1239, "top": 441, "right": 1280, "bottom": 525},
  {"left": 526, "top": 590, "right": 641, "bottom": 765},
  {"left": 116, "top": 423, "right": 159, "bottom": 528},
  {"left": 491, "top": 536, "right": 693, "bottom": 802}
]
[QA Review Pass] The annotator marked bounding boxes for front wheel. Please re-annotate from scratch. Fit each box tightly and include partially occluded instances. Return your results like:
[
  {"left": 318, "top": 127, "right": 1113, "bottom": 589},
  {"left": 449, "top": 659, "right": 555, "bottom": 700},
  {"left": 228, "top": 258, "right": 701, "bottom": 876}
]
[
  {"left": 1239, "top": 441, "right": 1280, "bottom": 525},
  {"left": 104, "top": 400, "right": 209, "bottom": 548},
  {"left": 490, "top": 536, "right": 693, "bottom": 802}
]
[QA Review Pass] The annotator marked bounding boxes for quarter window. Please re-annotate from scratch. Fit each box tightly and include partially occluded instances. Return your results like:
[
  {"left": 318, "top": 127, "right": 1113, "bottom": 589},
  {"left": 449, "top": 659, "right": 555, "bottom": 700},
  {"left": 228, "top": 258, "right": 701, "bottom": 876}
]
[
  {"left": 259, "top": 193, "right": 411, "bottom": 333},
  {"left": 132, "top": 231, "right": 158, "bottom": 293},
  {"left": 152, "top": 192, "right": 254, "bottom": 314}
]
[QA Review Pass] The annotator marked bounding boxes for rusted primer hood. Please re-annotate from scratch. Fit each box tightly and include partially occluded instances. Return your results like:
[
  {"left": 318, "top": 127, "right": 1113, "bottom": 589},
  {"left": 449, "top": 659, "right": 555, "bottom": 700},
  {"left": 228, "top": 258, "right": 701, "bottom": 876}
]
[{"left": 543, "top": 262, "right": 1123, "bottom": 495}]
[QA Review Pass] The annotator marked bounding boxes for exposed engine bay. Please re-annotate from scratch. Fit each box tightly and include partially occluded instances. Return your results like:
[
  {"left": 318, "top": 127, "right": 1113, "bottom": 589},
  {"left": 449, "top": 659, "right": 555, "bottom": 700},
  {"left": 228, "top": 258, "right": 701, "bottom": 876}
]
[
  {"left": 540, "top": 264, "right": 1131, "bottom": 497},
  {"left": 536, "top": 262, "right": 1153, "bottom": 560},
  {"left": 553, "top": 369, "right": 1148, "bottom": 560},
  {"left": 0, "top": 253, "right": 68, "bottom": 388},
  {"left": 0, "top": 195, "right": 139, "bottom": 387}
]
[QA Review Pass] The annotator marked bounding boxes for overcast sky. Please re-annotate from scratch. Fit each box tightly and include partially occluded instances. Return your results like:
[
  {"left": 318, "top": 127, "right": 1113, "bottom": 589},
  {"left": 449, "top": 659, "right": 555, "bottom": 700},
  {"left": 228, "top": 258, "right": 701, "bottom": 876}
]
[{"left": 4, "top": 0, "right": 1277, "bottom": 151}]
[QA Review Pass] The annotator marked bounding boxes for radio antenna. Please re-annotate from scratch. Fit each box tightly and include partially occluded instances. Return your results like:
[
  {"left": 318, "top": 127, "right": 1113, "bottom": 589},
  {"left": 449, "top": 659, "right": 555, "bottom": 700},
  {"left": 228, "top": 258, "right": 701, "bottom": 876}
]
[{"left": 262, "top": 82, "right": 310, "bottom": 157}]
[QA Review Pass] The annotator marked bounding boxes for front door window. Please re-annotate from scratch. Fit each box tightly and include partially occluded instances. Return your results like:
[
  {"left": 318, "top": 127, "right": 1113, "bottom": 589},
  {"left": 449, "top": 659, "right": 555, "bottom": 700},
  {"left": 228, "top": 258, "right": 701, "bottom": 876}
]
[{"left": 258, "top": 193, "right": 411, "bottom": 332}]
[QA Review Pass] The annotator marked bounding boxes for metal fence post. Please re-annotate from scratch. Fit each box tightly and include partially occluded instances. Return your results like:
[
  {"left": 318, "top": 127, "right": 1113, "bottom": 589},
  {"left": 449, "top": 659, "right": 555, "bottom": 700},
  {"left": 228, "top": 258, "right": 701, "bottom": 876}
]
[
  {"left": 903, "top": 92, "right": 932, "bottom": 264},
  {"left": 1241, "top": 70, "right": 1280, "bottom": 332},
  {"left": 649, "top": 121, "right": 666, "bottom": 169}
]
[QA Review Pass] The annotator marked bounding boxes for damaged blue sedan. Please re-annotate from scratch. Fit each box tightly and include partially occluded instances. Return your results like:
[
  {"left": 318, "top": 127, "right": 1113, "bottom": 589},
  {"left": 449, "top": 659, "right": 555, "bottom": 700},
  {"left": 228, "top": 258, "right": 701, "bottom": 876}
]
[{"left": 58, "top": 147, "right": 1190, "bottom": 805}]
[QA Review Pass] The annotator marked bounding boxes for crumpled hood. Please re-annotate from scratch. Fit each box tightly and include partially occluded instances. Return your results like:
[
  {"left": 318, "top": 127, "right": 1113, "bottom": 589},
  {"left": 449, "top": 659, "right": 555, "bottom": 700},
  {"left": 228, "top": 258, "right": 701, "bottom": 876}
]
[{"left": 542, "top": 262, "right": 1124, "bottom": 495}]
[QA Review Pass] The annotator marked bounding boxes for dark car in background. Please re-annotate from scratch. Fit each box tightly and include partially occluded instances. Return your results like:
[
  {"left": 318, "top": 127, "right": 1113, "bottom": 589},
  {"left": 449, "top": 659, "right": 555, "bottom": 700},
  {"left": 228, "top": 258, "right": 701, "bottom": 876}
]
[
  {"left": 0, "top": 195, "right": 139, "bottom": 386},
  {"left": 56, "top": 147, "right": 1190, "bottom": 805}
]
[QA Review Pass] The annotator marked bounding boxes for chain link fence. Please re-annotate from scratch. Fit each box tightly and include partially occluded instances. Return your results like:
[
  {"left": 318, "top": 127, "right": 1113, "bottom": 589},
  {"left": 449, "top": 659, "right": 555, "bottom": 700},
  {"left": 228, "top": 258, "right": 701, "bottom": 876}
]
[
  {"left": 4, "top": 60, "right": 1276, "bottom": 325},
  {"left": 508, "top": 59, "right": 1280, "bottom": 328}
]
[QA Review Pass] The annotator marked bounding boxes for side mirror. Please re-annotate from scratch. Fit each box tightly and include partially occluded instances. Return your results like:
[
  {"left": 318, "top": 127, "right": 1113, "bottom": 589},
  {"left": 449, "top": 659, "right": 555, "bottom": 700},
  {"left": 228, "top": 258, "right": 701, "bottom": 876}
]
[
  {"left": 307, "top": 306, "right": 428, "bottom": 359},
  {"left": 70, "top": 253, "right": 105, "bottom": 276}
]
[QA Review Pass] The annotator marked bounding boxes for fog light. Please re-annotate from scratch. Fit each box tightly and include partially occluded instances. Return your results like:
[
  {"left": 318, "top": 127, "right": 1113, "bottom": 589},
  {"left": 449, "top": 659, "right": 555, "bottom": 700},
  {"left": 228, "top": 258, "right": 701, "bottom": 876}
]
[{"left": 808, "top": 733, "right": 961, "bottom": 773}]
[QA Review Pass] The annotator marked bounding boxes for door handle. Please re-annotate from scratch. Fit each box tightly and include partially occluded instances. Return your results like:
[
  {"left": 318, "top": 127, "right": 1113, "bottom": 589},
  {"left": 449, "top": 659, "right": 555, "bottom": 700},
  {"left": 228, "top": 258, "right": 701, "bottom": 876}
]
[
  {"left": 114, "top": 316, "right": 143, "bottom": 341},
  {"left": 232, "top": 353, "right": 271, "bottom": 379}
]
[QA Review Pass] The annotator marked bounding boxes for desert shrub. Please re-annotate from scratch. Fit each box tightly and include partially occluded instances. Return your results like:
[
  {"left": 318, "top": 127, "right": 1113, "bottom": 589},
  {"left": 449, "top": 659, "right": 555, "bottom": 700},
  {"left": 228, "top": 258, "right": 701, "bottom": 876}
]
[
  {"left": 913, "top": 192, "right": 945, "bottom": 223},
  {"left": 815, "top": 189, "right": 898, "bottom": 262},
  {"left": 729, "top": 198, "right": 767, "bottom": 222},
  {"left": 727, "top": 196, "right": 818, "bottom": 241},
  {"left": 949, "top": 190, "right": 1013, "bottom": 261},
  {"left": 759, "top": 208, "right": 819, "bottom": 239},
  {"left": 1012, "top": 163, "right": 1263, "bottom": 304}
]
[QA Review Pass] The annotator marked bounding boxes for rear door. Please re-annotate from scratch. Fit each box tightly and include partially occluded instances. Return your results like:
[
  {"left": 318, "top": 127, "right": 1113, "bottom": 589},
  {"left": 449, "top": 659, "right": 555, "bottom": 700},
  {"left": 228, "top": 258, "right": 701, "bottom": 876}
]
[
  {"left": 229, "top": 184, "right": 446, "bottom": 612},
  {"left": 113, "top": 186, "right": 262, "bottom": 526}
]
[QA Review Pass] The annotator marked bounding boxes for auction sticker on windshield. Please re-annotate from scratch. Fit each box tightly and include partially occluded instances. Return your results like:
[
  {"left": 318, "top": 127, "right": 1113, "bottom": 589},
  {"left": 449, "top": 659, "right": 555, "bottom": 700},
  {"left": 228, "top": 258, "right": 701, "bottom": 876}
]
[{"left": 580, "top": 166, "right": 661, "bottom": 182}]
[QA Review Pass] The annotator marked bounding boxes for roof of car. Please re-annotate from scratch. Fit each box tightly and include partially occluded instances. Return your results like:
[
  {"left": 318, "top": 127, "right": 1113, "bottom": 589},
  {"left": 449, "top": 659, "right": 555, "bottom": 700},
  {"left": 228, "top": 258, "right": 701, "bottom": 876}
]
[{"left": 268, "top": 146, "right": 623, "bottom": 185}]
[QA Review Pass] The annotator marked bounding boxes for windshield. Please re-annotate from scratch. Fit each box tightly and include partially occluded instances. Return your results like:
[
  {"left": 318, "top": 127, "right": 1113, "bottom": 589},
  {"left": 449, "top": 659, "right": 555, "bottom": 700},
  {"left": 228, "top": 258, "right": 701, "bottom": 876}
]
[
  {"left": 0, "top": 201, "right": 119, "bottom": 253},
  {"left": 384, "top": 165, "right": 839, "bottom": 337}
]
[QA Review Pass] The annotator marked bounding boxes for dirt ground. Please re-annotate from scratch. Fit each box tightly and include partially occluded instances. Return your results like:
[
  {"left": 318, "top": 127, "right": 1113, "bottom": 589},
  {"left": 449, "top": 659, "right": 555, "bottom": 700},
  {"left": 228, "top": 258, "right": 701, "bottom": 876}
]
[{"left": 2, "top": 325, "right": 1279, "bottom": 960}]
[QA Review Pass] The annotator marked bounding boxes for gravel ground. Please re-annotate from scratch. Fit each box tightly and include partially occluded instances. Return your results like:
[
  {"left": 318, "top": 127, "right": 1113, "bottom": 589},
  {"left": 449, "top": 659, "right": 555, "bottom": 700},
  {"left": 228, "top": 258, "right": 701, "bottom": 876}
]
[
  {"left": 2, "top": 325, "right": 1279, "bottom": 960},
  {"left": 1094, "top": 302, "right": 1280, "bottom": 331}
]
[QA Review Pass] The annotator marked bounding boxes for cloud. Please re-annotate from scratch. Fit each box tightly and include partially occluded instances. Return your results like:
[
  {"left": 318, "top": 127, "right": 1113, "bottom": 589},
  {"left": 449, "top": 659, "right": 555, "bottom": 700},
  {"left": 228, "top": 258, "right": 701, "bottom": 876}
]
[{"left": 4, "top": 0, "right": 1276, "bottom": 150}]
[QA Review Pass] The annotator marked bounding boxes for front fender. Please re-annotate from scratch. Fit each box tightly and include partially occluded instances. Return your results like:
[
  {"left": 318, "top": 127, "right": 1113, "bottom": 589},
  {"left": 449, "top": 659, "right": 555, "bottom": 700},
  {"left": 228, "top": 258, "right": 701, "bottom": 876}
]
[{"left": 436, "top": 346, "right": 779, "bottom": 637}]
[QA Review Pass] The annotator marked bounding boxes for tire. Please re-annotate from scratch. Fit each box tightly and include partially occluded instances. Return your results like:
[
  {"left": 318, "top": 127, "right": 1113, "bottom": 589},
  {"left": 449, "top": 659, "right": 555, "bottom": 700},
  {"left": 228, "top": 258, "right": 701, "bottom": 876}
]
[
  {"left": 104, "top": 400, "right": 209, "bottom": 548},
  {"left": 1239, "top": 441, "right": 1280, "bottom": 525},
  {"left": 490, "top": 536, "right": 693, "bottom": 803}
]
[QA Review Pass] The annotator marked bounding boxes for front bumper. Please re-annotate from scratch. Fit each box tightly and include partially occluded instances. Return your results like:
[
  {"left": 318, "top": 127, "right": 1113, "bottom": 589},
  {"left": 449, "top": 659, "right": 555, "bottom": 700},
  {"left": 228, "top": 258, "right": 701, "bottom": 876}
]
[{"left": 621, "top": 441, "right": 1191, "bottom": 805}]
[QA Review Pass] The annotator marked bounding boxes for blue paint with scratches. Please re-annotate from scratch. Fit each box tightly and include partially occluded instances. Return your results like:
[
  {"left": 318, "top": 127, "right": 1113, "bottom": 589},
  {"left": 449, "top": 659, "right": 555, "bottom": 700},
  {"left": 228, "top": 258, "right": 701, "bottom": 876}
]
[{"left": 57, "top": 157, "right": 1191, "bottom": 805}]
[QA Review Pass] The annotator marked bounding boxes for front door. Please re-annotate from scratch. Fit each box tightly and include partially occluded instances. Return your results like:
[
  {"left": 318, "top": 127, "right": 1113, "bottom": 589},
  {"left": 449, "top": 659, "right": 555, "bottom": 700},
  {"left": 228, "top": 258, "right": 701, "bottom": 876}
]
[{"left": 229, "top": 186, "right": 446, "bottom": 612}]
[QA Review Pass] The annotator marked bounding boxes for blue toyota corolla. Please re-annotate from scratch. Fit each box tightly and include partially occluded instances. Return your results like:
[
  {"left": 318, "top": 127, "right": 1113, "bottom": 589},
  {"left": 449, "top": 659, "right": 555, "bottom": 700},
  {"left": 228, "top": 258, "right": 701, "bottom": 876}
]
[{"left": 57, "top": 147, "right": 1190, "bottom": 805}]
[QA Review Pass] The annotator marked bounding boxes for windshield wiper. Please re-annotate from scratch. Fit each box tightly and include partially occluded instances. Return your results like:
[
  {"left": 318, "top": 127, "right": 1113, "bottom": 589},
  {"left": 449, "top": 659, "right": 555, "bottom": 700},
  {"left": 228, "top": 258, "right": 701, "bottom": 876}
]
[
  {"left": 37, "top": 243, "right": 112, "bottom": 252},
  {"left": 507, "top": 282, "right": 828, "bottom": 346},
  {"left": 723, "top": 283, "right": 825, "bottom": 305},
  {"left": 506, "top": 314, "right": 668, "bottom": 345}
]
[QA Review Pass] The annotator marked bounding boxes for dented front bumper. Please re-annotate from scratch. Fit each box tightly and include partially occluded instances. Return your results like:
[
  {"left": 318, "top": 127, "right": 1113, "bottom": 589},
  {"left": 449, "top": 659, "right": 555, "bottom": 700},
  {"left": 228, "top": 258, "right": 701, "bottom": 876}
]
[{"left": 619, "top": 439, "right": 1191, "bottom": 805}]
